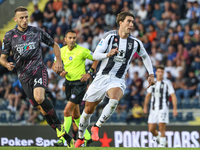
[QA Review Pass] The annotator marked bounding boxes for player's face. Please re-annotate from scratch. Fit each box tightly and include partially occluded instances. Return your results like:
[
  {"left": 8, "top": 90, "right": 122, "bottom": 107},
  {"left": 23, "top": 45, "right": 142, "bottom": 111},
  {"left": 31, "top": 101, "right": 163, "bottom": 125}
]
[
  {"left": 120, "top": 16, "right": 134, "bottom": 34},
  {"left": 14, "top": 11, "right": 29, "bottom": 31},
  {"left": 156, "top": 68, "right": 164, "bottom": 80},
  {"left": 65, "top": 32, "right": 76, "bottom": 47}
]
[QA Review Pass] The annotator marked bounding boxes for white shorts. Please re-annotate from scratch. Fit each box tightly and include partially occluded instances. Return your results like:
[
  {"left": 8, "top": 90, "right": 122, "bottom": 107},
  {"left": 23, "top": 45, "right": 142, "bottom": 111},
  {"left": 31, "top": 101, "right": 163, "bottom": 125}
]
[
  {"left": 83, "top": 74, "right": 126, "bottom": 102},
  {"left": 148, "top": 108, "right": 169, "bottom": 124}
]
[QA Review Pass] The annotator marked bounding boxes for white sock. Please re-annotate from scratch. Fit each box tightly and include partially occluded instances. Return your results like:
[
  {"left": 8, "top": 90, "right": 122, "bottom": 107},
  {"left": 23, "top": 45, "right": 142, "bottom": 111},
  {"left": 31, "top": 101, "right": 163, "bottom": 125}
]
[
  {"left": 160, "top": 137, "right": 166, "bottom": 147},
  {"left": 156, "top": 134, "right": 160, "bottom": 142},
  {"left": 96, "top": 99, "right": 118, "bottom": 127},
  {"left": 78, "top": 110, "right": 92, "bottom": 139}
]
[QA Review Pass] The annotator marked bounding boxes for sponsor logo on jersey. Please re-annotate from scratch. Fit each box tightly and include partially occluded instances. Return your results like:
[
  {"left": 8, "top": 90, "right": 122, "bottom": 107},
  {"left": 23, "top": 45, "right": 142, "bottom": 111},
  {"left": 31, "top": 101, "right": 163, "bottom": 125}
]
[
  {"left": 69, "top": 56, "right": 73, "bottom": 60},
  {"left": 99, "top": 40, "right": 103, "bottom": 46},
  {"left": 15, "top": 42, "right": 36, "bottom": 55},
  {"left": 113, "top": 50, "right": 126, "bottom": 64},
  {"left": 112, "top": 43, "right": 118, "bottom": 48}
]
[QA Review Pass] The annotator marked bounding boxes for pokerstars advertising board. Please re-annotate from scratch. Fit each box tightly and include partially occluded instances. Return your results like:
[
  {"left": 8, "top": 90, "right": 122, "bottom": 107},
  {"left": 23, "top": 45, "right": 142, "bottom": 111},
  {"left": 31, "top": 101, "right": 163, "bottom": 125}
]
[{"left": 0, "top": 125, "right": 199, "bottom": 147}]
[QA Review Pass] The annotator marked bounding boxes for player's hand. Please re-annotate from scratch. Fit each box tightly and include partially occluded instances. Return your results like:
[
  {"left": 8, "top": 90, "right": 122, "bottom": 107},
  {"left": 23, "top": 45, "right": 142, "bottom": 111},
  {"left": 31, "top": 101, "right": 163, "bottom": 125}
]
[
  {"left": 6, "top": 62, "right": 15, "bottom": 71},
  {"left": 143, "top": 107, "right": 148, "bottom": 114},
  {"left": 173, "top": 109, "right": 178, "bottom": 117},
  {"left": 146, "top": 74, "right": 155, "bottom": 90},
  {"left": 60, "top": 71, "right": 68, "bottom": 77},
  {"left": 80, "top": 73, "right": 90, "bottom": 82},
  {"left": 54, "top": 60, "right": 63, "bottom": 74},
  {"left": 107, "top": 47, "right": 118, "bottom": 57}
]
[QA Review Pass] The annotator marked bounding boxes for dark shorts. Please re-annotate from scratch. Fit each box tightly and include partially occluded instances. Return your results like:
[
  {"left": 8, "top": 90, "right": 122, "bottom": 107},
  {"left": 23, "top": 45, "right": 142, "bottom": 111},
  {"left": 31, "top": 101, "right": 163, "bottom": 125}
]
[
  {"left": 65, "top": 80, "right": 87, "bottom": 104},
  {"left": 20, "top": 67, "right": 50, "bottom": 107}
]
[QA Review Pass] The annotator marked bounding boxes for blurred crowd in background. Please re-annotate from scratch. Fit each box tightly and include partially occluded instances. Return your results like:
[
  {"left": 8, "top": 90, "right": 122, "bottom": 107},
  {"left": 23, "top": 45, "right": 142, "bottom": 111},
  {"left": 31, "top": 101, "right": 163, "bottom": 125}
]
[{"left": 0, "top": 0, "right": 200, "bottom": 124}]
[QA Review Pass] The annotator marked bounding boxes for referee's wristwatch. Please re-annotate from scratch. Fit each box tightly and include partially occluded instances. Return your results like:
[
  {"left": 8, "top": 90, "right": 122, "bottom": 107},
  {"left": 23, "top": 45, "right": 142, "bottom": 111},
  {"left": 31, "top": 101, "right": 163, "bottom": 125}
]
[{"left": 87, "top": 68, "right": 94, "bottom": 76}]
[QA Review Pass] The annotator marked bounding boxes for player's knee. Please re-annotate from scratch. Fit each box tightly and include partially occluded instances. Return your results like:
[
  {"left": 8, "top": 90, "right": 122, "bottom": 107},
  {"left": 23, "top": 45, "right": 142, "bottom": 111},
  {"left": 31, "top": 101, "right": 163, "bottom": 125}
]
[
  {"left": 149, "top": 128, "right": 155, "bottom": 133},
  {"left": 85, "top": 107, "right": 94, "bottom": 114},
  {"left": 108, "top": 99, "right": 119, "bottom": 108},
  {"left": 34, "top": 96, "right": 45, "bottom": 104},
  {"left": 63, "top": 109, "right": 71, "bottom": 116}
]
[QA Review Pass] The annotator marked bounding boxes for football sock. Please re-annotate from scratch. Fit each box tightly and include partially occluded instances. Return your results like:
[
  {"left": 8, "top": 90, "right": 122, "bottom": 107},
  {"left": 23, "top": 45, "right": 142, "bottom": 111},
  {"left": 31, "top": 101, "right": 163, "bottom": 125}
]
[
  {"left": 96, "top": 99, "right": 118, "bottom": 127},
  {"left": 74, "top": 116, "right": 91, "bottom": 140},
  {"left": 40, "top": 98, "right": 61, "bottom": 124},
  {"left": 44, "top": 114, "right": 56, "bottom": 131},
  {"left": 64, "top": 116, "right": 72, "bottom": 133},
  {"left": 78, "top": 111, "right": 92, "bottom": 139},
  {"left": 160, "top": 137, "right": 166, "bottom": 147},
  {"left": 156, "top": 134, "right": 160, "bottom": 142}
]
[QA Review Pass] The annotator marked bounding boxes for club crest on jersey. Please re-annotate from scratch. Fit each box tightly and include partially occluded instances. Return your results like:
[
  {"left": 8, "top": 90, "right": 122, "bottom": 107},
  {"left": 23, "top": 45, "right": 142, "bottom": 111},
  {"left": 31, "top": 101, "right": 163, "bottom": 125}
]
[
  {"left": 22, "top": 35, "right": 27, "bottom": 41},
  {"left": 69, "top": 56, "right": 73, "bottom": 60},
  {"left": 128, "top": 43, "right": 132, "bottom": 50}
]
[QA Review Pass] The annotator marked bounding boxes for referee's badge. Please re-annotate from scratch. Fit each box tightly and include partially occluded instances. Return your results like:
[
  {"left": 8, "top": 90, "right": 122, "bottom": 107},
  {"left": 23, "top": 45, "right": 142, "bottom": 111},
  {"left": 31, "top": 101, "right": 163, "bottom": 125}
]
[
  {"left": 71, "top": 94, "right": 76, "bottom": 99},
  {"left": 69, "top": 56, "right": 73, "bottom": 60}
]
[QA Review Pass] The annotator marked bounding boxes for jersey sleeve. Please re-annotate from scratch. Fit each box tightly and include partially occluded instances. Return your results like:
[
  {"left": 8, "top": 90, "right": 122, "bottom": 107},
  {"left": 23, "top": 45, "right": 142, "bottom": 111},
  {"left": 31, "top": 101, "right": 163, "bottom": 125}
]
[
  {"left": 147, "top": 85, "right": 152, "bottom": 93},
  {"left": 1, "top": 32, "right": 12, "bottom": 55},
  {"left": 83, "top": 48, "right": 93, "bottom": 60},
  {"left": 166, "top": 80, "right": 175, "bottom": 95},
  {"left": 39, "top": 28, "right": 54, "bottom": 46},
  {"left": 136, "top": 39, "right": 147, "bottom": 57},
  {"left": 94, "top": 33, "right": 111, "bottom": 53}
]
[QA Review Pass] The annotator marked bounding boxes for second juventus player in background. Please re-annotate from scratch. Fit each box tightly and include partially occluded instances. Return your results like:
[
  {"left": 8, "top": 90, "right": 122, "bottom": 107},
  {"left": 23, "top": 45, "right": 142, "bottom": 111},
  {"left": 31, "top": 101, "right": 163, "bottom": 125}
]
[
  {"left": 75, "top": 11, "right": 155, "bottom": 147},
  {"left": 143, "top": 66, "right": 178, "bottom": 147}
]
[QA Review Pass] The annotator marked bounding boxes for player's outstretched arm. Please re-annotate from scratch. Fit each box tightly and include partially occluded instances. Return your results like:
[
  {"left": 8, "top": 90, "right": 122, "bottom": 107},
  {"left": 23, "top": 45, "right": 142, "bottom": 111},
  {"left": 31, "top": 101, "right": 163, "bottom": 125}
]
[
  {"left": 170, "top": 93, "right": 178, "bottom": 117},
  {"left": 143, "top": 92, "right": 151, "bottom": 114},
  {"left": 51, "top": 42, "right": 63, "bottom": 74},
  {"left": 0, "top": 54, "right": 15, "bottom": 71}
]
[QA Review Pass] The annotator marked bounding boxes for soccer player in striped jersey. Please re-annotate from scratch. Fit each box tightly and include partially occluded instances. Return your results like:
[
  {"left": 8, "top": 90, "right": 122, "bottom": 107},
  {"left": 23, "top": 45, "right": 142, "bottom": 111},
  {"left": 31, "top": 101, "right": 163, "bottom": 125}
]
[
  {"left": 75, "top": 11, "right": 155, "bottom": 147},
  {"left": 143, "top": 65, "right": 178, "bottom": 147}
]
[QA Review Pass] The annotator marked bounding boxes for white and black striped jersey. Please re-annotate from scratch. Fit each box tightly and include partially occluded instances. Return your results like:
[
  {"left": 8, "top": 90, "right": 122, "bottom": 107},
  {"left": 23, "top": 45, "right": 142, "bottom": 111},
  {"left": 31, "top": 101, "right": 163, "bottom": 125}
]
[
  {"left": 94, "top": 30, "right": 148, "bottom": 79},
  {"left": 147, "top": 79, "right": 175, "bottom": 111}
]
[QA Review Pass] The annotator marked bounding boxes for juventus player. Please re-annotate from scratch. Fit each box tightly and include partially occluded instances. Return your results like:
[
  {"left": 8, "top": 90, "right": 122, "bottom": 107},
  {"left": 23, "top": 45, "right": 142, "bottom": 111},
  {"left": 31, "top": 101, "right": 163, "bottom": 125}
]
[
  {"left": 0, "top": 6, "right": 74, "bottom": 147},
  {"left": 75, "top": 11, "right": 155, "bottom": 147},
  {"left": 143, "top": 66, "right": 178, "bottom": 147}
]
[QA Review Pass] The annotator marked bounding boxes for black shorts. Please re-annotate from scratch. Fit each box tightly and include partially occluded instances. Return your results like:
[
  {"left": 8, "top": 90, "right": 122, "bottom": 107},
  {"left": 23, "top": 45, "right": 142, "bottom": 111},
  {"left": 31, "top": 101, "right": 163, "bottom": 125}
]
[
  {"left": 65, "top": 80, "right": 87, "bottom": 104},
  {"left": 20, "top": 67, "right": 50, "bottom": 107}
]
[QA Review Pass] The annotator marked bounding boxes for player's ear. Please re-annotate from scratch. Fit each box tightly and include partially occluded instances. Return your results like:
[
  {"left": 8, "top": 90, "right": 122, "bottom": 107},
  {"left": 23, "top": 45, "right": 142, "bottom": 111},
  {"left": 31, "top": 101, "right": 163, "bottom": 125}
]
[{"left": 14, "top": 16, "right": 17, "bottom": 23}]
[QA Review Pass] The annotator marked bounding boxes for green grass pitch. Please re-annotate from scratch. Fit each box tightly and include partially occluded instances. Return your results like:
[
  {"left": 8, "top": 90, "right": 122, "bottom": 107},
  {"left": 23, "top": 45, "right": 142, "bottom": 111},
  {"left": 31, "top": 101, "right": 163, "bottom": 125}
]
[{"left": 0, "top": 147, "right": 200, "bottom": 150}]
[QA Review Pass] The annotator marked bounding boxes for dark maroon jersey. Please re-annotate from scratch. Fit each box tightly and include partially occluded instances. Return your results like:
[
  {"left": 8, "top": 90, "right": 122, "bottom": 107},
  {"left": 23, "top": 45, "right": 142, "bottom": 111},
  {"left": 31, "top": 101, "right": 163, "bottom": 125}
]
[{"left": 2, "top": 26, "right": 54, "bottom": 82}]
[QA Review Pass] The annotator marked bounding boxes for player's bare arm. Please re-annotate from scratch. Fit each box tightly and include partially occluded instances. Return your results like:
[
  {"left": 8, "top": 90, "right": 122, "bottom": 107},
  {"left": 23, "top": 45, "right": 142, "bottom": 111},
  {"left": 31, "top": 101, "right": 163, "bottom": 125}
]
[
  {"left": 0, "top": 54, "right": 15, "bottom": 71},
  {"left": 171, "top": 93, "right": 178, "bottom": 117},
  {"left": 107, "top": 47, "right": 119, "bottom": 57},
  {"left": 52, "top": 42, "right": 63, "bottom": 74},
  {"left": 143, "top": 92, "right": 151, "bottom": 114},
  {"left": 80, "top": 60, "right": 99, "bottom": 82}
]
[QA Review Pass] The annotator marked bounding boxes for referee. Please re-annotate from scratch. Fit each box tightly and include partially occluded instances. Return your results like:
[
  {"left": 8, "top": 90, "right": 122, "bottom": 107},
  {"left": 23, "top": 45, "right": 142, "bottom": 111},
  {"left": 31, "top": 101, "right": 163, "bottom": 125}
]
[{"left": 53, "top": 30, "right": 98, "bottom": 146}]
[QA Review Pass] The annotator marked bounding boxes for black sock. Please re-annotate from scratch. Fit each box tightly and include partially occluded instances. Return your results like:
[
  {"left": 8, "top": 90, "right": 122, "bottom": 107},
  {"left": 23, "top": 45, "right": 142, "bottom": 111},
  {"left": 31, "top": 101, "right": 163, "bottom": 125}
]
[
  {"left": 40, "top": 98, "right": 61, "bottom": 124},
  {"left": 63, "top": 134, "right": 72, "bottom": 143},
  {"left": 44, "top": 114, "right": 56, "bottom": 131},
  {"left": 72, "top": 129, "right": 77, "bottom": 140}
]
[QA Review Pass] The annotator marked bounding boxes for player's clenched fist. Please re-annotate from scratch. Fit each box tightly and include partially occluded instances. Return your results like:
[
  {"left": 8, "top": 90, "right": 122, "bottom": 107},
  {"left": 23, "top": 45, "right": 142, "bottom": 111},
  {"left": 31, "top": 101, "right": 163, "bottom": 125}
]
[
  {"left": 6, "top": 62, "right": 15, "bottom": 71},
  {"left": 107, "top": 47, "right": 118, "bottom": 57}
]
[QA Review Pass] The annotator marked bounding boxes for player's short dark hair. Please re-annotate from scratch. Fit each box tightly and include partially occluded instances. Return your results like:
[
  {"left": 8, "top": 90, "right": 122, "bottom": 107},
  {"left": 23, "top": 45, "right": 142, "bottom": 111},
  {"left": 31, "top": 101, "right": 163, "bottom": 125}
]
[
  {"left": 65, "top": 30, "right": 76, "bottom": 36},
  {"left": 116, "top": 11, "right": 134, "bottom": 26},
  {"left": 14, "top": 6, "right": 28, "bottom": 15},
  {"left": 156, "top": 65, "right": 165, "bottom": 71}
]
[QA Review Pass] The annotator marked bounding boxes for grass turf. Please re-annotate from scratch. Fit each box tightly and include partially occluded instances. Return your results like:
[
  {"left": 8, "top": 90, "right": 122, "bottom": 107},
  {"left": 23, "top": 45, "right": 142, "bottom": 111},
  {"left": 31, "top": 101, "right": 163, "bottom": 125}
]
[{"left": 0, "top": 147, "right": 200, "bottom": 150}]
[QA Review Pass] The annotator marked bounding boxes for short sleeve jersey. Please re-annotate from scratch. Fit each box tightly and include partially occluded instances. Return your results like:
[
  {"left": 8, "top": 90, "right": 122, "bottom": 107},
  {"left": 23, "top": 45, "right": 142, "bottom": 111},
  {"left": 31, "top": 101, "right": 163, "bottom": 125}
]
[
  {"left": 2, "top": 26, "right": 54, "bottom": 82},
  {"left": 58, "top": 44, "right": 93, "bottom": 81}
]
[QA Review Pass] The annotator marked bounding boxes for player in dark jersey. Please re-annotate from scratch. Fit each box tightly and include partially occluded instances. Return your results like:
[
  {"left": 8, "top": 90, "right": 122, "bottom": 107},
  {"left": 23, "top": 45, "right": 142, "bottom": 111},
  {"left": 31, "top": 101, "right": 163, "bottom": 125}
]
[{"left": 0, "top": 6, "right": 74, "bottom": 147}]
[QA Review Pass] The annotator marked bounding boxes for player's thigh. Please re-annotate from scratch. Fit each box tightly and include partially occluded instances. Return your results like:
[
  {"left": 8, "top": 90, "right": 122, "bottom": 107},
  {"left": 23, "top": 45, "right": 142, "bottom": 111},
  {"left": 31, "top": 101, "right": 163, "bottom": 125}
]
[
  {"left": 20, "top": 80, "right": 38, "bottom": 107},
  {"left": 64, "top": 101, "right": 78, "bottom": 115}
]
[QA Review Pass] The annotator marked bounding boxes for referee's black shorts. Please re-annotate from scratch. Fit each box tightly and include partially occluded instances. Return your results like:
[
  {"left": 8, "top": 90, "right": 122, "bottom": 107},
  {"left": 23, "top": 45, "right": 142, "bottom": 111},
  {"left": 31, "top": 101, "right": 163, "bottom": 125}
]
[{"left": 64, "top": 80, "right": 87, "bottom": 104}]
